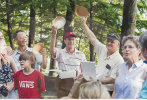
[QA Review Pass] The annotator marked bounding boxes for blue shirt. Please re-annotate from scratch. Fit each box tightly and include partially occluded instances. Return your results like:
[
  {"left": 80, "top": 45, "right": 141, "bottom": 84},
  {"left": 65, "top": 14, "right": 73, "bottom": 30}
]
[
  {"left": 115, "top": 60, "right": 147, "bottom": 99},
  {"left": 144, "top": 60, "right": 147, "bottom": 64},
  {"left": 11, "top": 47, "right": 42, "bottom": 70},
  {"left": 139, "top": 72, "right": 147, "bottom": 99}
]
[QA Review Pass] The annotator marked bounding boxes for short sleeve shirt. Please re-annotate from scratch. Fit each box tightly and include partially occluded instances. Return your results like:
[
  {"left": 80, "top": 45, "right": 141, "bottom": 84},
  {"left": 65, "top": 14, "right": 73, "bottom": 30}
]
[
  {"left": 53, "top": 48, "right": 86, "bottom": 73},
  {"left": 14, "top": 70, "right": 46, "bottom": 99},
  {"left": 12, "top": 47, "right": 42, "bottom": 70},
  {"left": 94, "top": 39, "right": 124, "bottom": 91},
  {"left": 115, "top": 60, "right": 147, "bottom": 99}
]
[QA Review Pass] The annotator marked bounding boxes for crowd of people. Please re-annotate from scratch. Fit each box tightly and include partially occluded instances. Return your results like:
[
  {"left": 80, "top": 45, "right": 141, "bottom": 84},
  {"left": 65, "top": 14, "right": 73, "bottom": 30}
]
[
  {"left": 0, "top": 16, "right": 147, "bottom": 99},
  {"left": 0, "top": 30, "right": 47, "bottom": 99}
]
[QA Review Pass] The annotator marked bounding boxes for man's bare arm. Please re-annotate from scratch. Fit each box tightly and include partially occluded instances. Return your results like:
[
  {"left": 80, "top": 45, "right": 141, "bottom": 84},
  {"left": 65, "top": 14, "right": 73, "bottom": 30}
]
[
  {"left": 80, "top": 17, "right": 97, "bottom": 46},
  {"left": 50, "top": 26, "right": 58, "bottom": 56}
]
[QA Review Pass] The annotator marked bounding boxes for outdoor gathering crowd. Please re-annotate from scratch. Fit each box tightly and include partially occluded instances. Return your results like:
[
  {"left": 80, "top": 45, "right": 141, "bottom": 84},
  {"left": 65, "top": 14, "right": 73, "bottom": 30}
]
[{"left": 0, "top": 16, "right": 147, "bottom": 99}]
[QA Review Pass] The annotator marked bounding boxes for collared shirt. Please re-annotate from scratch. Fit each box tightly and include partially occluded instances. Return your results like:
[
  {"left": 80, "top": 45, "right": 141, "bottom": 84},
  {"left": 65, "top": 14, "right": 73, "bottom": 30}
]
[
  {"left": 94, "top": 39, "right": 124, "bottom": 91},
  {"left": 11, "top": 47, "right": 42, "bottom": 70},
  {"left": 53, "top": 48, "right": 86, "bottom": 73},
  {"left": 115, "top": 60, "right": 147, "bottom": 99}
]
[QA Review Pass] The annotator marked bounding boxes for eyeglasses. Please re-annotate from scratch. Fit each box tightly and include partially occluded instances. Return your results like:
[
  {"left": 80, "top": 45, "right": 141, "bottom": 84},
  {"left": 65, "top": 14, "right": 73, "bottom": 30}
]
[{"left": 19, "top": 60, "right": 26, "bottom": 63}]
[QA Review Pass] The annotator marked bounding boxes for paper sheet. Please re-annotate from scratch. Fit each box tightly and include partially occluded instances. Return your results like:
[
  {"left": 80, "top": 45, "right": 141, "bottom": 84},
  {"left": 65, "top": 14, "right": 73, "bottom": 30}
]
[{"left": 81, "top": 61, "right": 97, "bottom": 81}]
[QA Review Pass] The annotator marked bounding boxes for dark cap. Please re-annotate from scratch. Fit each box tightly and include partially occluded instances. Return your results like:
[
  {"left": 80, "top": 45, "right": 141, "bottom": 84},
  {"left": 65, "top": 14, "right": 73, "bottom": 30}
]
[
  {"left": 64, "top": 32, "right": 76, "bottom": 39},
  {"left": 107, "top": 33, "right": 120, "bottom": 42},
  {"left": 139, "top": 31, "right": 147, "bottom": 49}
]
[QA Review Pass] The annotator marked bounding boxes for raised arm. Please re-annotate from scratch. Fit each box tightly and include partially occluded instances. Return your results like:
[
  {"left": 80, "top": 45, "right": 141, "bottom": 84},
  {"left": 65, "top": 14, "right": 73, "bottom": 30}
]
[
  {"left": 80, "top": 17, "right": 97, "bottom": 46},
  {"left": 50, "top": 26, "right": 58, "bottom": 57}
]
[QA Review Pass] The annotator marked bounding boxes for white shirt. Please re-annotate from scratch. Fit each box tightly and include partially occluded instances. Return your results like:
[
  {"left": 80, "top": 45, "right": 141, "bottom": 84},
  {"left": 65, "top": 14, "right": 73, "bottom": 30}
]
[
  {"left": 94, "top": 39, "right": 124, "bottom": 91},
  {"left": 53, "top": 48, "right": 86, "bottom": 78}
]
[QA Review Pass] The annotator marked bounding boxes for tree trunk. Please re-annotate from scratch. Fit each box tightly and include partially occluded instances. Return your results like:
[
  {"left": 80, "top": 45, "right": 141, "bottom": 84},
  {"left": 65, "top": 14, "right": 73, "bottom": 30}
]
[
  {"left": 78, "top": 33, "right": 82, "bottom": 50},
  {"left": 28, "top": 4, "right": 36, "bottom": 47},
  {"left": 62, "top": 0, "right": 75, "bottom": 49},
  {"left": 6, "top": 0, "right": 14, "bottom": 49},
  {"left": 89, "top": 1, "right": 95, "bottom": 61},
  {"left": 121, "top": 0, "right": 137, "bottom": 37},
  {"left": 49, "top": 0, "right": 57, "bottom": 76},
  {"left": 40, "top": 4, "right": 43, "bottom": 41},
  {"left": 120, "top": 0, "right": 137, "bottom": 53}
]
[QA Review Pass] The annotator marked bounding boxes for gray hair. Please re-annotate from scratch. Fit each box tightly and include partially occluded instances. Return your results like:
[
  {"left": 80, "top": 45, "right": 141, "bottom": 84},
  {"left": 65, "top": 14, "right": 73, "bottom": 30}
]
[
  {"left": 122, "top": 35, "right": 141, "bottom": 49},
  {"left": 79, "top": 81, "right": 110, "bottom": 99},
  {"left": 139, "top": 31, "right": 147, "bottom": 51}
]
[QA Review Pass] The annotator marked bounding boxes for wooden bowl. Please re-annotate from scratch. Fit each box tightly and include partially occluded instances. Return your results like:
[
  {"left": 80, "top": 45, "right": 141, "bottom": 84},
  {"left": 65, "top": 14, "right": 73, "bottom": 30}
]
[
  {"left": 75, "top": 6, "right": 89, "bottom": 17},
  {"left": 52, "top": 16, "right": 66, "bottom": 29},
  {"left": 32, "top": 43, "right": 44, "bottom": 54}
]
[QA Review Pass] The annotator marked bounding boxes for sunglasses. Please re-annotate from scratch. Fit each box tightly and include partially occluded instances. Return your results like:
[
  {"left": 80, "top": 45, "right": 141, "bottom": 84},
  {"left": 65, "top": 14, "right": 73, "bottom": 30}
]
[{"left": 19, "top": 59, "right": 26, "bottom": 63}]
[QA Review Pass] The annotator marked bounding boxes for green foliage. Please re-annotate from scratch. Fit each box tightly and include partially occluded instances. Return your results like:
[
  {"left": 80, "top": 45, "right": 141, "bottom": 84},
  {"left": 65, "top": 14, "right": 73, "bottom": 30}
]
[
  {"left": 137, "top": 0, "right": 147, "bottom": 14},
  {"left": 0, "top": 0, "right": 146, "bottom": 62},
  {"left": 136, "top": 20, "right": 147, "bottom": 33}
]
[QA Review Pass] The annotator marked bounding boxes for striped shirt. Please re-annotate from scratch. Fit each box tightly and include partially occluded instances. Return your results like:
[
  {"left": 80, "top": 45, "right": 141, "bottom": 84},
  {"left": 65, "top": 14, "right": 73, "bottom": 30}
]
[
  {"left": 12, "top": 47, "right": 42, "bottom": 71},
  {"left": 53, "top": 48, "right": 86, "bottom": 75}
]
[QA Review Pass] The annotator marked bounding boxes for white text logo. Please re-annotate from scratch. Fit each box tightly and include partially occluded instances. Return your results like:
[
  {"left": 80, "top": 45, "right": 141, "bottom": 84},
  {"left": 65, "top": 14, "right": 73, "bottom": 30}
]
[{"left": 19, "top": 81, "right": 34, "bottom": 88}]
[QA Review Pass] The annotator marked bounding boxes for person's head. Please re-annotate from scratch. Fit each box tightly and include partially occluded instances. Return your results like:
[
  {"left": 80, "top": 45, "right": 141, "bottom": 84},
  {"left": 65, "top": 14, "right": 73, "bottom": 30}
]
[
  {"left": 122, "top": 35, "right": 141, "bottom": 61},
  {"left": 64, "top": 32, "right": 76, "bottom": 49},
  {"left": 79, "top": 81, "right": 111, "bottom": 99},
  {"left": 106, "top": 33, "right": 120, "bottom": 54},
  {"left": 14, "top": 30, "right": 27, "bottom": 47},
  {"left": 19, "top": 51, "right": 36, "bottom": 69},
  {"left": 139, "top": 31, "right": 147, "bottom": 60}
]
